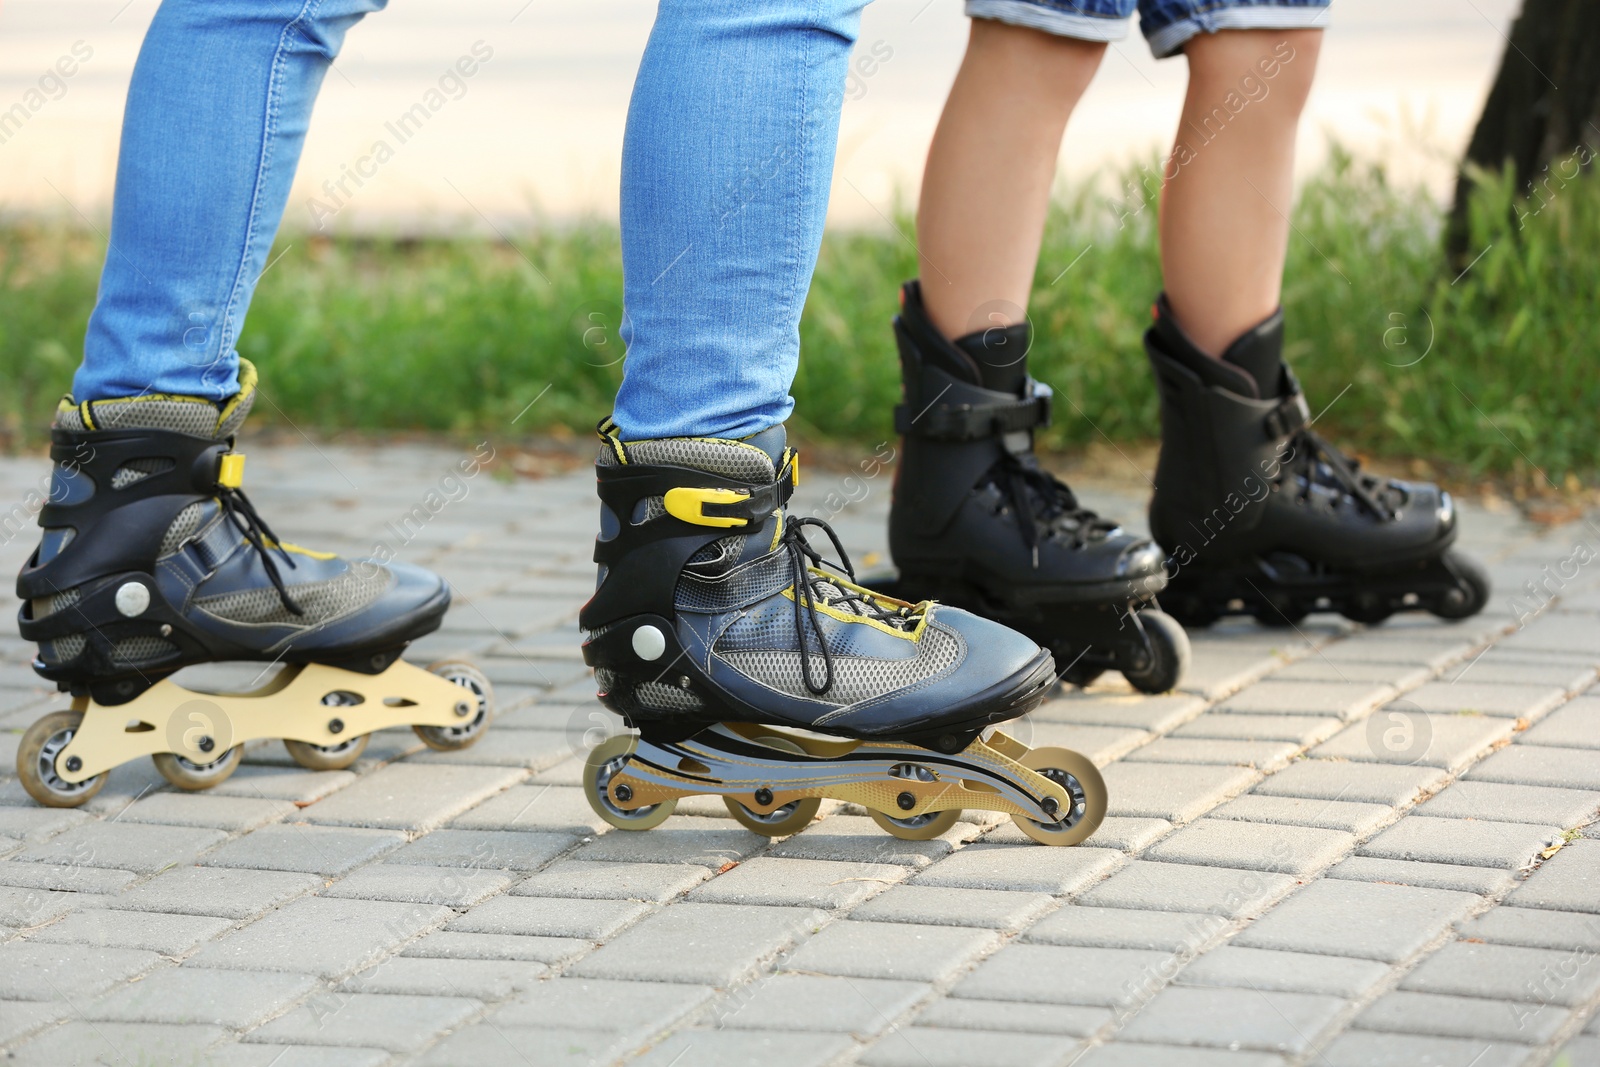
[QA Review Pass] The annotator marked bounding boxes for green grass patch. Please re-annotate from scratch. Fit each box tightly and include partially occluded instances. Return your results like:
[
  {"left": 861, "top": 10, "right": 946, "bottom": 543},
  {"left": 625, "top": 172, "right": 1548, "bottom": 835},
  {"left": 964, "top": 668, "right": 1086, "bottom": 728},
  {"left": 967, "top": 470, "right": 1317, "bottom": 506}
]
[{"left": 1, "top": 150, "right": 1591, "bottom": 488}]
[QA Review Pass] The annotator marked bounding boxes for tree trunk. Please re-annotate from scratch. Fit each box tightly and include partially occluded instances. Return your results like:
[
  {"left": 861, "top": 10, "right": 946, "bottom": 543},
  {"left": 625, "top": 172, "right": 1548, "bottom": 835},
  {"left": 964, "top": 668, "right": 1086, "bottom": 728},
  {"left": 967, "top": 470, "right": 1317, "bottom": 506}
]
[{"left": 1447, "top": 0, "right": 1600, "bottom": 261}]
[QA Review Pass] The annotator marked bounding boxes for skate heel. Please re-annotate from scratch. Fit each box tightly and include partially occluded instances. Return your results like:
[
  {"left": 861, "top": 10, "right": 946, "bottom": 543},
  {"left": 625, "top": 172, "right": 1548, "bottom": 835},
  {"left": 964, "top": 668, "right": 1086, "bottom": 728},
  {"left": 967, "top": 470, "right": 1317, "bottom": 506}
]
[
  {"left": 582, "top": 723, "right": 1108, "bottom": 847},
  {"left": 16, "top": 658, "right": 493, "bottom": 807}
]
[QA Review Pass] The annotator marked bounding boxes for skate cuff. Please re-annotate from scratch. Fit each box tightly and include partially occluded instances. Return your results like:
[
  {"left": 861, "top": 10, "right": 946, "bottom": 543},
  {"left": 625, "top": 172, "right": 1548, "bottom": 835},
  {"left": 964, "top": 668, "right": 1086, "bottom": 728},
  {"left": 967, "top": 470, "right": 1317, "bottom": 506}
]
[
  {"left": 1263, "top": 392, "right": 1310, "bottom": 440},
  {"left": 895, "top": 385, "right": 1052, "bottom": 441}
]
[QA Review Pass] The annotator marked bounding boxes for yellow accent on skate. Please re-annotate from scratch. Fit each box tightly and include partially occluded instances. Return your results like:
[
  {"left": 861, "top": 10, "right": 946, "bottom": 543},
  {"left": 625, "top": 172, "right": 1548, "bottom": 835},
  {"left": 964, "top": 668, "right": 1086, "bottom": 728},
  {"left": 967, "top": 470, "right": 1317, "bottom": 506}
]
[
  {"left": 217, "top": 453, "right": 246, "bottom": 488},
  {"left": 46, "top": 659, "right": 488, "bottom": 786},
  {"left": 663, "top": 486, "right": 752, "bottom": 528}
]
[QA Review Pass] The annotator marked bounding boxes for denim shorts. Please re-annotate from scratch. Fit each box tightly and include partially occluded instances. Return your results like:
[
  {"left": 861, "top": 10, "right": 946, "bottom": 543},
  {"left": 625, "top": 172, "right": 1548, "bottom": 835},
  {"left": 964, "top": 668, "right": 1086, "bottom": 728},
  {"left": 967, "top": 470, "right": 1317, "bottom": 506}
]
[{"left": 964, "top": 0, "right": 1330, "bottom": 58}]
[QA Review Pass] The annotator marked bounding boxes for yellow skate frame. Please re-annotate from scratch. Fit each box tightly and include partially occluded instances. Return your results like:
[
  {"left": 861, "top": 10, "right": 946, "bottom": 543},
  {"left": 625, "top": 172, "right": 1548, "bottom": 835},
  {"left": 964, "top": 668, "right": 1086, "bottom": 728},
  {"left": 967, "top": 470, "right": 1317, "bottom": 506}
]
[{"left": 54, "top": 660, "right": 479, "bottom": 784}]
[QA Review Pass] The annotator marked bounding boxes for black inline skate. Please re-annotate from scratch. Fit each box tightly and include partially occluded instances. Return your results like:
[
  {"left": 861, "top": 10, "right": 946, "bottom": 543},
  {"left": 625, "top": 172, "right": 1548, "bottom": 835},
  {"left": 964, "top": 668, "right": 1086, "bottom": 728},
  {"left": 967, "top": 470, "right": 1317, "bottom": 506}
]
[
  {"left": 1145, "top": 294, "right": 1489, "bottom": 628},
  {"left": 15, "top": 361, "right": 493, "bottom": 806},
  {"left": 577, "top": 419, "right": 1106, "bottom": 846},
  {"left": 875, "top": 281, "right": 1189, "bottom": 694}
]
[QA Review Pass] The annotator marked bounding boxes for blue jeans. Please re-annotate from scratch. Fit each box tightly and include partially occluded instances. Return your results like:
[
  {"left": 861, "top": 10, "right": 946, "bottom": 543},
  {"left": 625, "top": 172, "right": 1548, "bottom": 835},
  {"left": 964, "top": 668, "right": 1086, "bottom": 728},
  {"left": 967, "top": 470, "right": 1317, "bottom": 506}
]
[
  {"left": 75, "top": 0, "right": 868, "bottom": 442},
  {"left": 966, "top": 0, "right": 1329, "bottom": 57}
]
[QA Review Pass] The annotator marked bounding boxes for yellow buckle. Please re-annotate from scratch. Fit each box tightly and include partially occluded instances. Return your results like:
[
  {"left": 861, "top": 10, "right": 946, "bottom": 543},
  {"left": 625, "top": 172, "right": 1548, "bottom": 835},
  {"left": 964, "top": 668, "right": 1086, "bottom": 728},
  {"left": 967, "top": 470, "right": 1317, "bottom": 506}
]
[
  {"left": 663, "top": 486, "right": 750, "bottom": 528},
  {"left": 217, "top": 453, "right": 246, "bottom": 489}
]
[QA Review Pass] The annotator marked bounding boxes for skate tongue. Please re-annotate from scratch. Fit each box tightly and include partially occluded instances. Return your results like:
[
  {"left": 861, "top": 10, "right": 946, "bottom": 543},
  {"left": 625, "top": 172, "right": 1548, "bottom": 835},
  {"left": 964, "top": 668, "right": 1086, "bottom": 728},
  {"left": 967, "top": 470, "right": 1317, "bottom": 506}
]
[
  {"left": 954, "top": 322, "right": 1031, "bottom": 396},
  {"left": 1219, "top": 307, "right": 1287, "bottom": 399}
]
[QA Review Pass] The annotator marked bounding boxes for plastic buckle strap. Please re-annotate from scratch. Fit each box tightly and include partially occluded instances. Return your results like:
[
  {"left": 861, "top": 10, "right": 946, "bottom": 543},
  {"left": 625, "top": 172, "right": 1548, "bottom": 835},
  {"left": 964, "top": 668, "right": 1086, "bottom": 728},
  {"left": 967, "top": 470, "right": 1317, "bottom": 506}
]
[
  {"left": 893, "top": 387, "right": 1052, "bottom": 441},
  {"left": 216, "top": 453, "right": 246, "bottom": 489},
  {"left": 663, "top": 472, "right": 790, "bottom": 530},
  {"left": 1263, "top": 392, "right": 1310, "bottom": 441}
]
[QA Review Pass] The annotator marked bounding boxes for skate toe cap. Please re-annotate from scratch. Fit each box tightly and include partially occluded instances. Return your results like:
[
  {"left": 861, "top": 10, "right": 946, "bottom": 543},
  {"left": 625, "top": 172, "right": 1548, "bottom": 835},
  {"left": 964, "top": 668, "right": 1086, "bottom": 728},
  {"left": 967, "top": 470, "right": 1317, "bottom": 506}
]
[
  {"left": 380, "top": 559, "right": 452, "bottom": 615},
  {"left": 1117, "top": 538, "right": 1168, "bottom": 582},
  {"left": 929, "top": 604, "right": 1046, "bottom": 683}
]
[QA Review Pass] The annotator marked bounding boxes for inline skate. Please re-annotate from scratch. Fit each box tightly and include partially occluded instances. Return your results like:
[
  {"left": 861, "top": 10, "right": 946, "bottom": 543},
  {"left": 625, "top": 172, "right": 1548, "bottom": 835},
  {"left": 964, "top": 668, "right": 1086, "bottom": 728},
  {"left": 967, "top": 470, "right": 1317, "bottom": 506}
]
[
  {"left": 1145, "top": 295, "right": 1489, "bottom": 628},
  {"left": 14, "top": 361, "right": 493, "bottom": 807},
  {"left": 577, "top": 420, "right": 1106, "bottom": 846},
  {"left": 874, "top": 281, "right": 1188, "bottom": 694}
]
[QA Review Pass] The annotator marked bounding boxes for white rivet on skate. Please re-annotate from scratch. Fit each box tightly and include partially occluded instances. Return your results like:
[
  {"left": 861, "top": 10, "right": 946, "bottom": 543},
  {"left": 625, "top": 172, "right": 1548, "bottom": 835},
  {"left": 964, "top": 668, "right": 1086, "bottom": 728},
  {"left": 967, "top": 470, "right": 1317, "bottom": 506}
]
[
  {"left": 631, "top": 624, "right": 666, "bottom": 661},
  {"left": 114, "top": 582, "right": 151, "bottom": 617}
]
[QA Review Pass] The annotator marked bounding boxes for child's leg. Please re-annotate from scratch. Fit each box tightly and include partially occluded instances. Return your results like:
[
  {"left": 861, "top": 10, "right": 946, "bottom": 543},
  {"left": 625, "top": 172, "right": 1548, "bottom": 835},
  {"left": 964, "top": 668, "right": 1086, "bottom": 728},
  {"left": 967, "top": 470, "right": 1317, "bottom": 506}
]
[
  {"left": 1159, "top": 28, "right": 1323, "bottom": 356},
  {"left": 917, "top": 19, "right": 1105, "bottom": 342}
]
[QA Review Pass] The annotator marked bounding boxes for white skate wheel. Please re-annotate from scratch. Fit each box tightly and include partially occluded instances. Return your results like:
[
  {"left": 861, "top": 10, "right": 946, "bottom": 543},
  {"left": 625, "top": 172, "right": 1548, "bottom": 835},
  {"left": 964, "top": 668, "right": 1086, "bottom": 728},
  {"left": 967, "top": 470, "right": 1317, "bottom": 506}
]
[
  {"left": 115, "top": 581, "right": 151, "bottom": 617},
  {"left": 631, "top": 624, "right": 666, "bottom": 661}
]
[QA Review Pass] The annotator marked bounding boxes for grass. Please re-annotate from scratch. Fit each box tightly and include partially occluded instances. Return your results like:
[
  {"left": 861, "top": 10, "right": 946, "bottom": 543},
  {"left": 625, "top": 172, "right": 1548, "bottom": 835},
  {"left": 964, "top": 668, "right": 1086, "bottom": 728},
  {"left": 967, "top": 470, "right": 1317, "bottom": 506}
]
[{"left": 0, "top": 149, "right": 1592, "bottom": 492}]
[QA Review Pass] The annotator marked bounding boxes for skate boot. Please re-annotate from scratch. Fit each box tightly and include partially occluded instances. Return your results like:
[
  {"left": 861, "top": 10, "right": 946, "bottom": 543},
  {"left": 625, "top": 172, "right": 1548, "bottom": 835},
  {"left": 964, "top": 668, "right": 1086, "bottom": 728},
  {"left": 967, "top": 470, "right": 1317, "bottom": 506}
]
[
  {"left": 1145, "top": 295, "right": 1489, "bottom": 628},
  {"left": 577, "top": 419, "right": 1107, "bottom": 846},
  {"left": 14, "top": 361, "right": 492, "bottom": 807},
  {"left": 878, "top": 281, "right": 1188, "bottom": 694}
]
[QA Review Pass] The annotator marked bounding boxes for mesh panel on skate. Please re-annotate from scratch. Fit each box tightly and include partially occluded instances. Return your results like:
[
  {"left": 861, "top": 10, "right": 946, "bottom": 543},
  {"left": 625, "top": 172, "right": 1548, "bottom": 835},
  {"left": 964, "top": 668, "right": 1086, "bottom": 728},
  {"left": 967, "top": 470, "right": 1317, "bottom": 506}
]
[
  {"left": 35, "top": 588, "right": 81, "bottom": 619},
  {"left": 43, "top": 634, "right": 87, "bottom": 663},
  {"left": 160, "top": 503, "right": 208, "bottom": 558},
  {"left": 93, "top": 398, "right": 221, "bottom": 438},
  {"left": 599, "top": 437, "right": 774, "bottom": 482},
  {"left": 676, "top": 553, "right": 791, "bottom": 613},
  {"left": 110, "top": 636, "right": 177, "bottom": 666},
  {"left": 110, "top": 457, "right": 176, "bottom": 490},
  {"left": 720, "top": 623, "right": 963, "bottom": 706},
  {"left": 636, "top": 496, "right": 667, "bottom": 523},
  {"left": 635, "top": 680, "right": 706, "bottom": 712},
  {"left": 196, "top": 567, "right": 393, "bottom": 626}
]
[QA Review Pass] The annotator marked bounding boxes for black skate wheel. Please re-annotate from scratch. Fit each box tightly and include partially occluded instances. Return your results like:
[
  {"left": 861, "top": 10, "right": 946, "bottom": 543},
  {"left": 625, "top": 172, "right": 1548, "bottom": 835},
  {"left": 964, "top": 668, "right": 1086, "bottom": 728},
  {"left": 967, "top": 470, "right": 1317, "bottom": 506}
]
[
  {"left": 1430, "top": 552, "right": 1491, "bottom": 621},
  {"left": 1341, "top": 593, "right": 1394, "bottom": 625},
  {"left": 869, "top": 807, "right": 963, "bottom": 841},
  {"left": 723, "top": 735, "right": 822, "bottom": 837},
  {"left": 1121, "top": 610, "right": 1190, "bottom": 695},
  {"left": 1058, "top": 659, "right": 1105, "bottom": 690},
  {"left": 17, "top": 710, "right": 107, "bottom": 809},
  {"left": 584, "top": 733, "right": 675, "bottom": 830},
  {"left": 1166, "top": 596, "right": 1221, "bottom": 630},
  {"left": 414, "top": 660, "right": 494, "bottom": 751},
  {"left": 1252, "top": 595, "right": 1307, "bottom": 628},
  {"left": 153, "top": 745, "right": 243, "bottom": 791},
  {"left": 1010, "top": 746, "right": 1106, "bottom": 846}
]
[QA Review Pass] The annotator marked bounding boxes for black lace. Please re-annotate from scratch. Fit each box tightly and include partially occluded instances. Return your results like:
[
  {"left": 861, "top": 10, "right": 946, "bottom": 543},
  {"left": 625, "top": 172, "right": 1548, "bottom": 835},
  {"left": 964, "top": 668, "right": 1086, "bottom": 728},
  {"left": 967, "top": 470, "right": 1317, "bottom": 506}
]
[
  {"left": 217, "top": 487, "right": 305, "bottom": 616},
  {"left": 1281, "top": 429, "right": 1393, "bottom": 520},
  {"left": 993, "top": 452, "right": 1120, "bottom": 567},
  {"left": 780, "top": 515, "right": 913, "bottom": 696}
]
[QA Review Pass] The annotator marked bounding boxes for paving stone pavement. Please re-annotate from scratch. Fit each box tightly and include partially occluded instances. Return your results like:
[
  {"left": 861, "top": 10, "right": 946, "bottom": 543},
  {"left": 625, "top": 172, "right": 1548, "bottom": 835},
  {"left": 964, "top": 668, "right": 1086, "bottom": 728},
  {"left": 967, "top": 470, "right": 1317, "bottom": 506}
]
[{"left": 2, "top": 441, "right": 1599, "bottom": 1067}]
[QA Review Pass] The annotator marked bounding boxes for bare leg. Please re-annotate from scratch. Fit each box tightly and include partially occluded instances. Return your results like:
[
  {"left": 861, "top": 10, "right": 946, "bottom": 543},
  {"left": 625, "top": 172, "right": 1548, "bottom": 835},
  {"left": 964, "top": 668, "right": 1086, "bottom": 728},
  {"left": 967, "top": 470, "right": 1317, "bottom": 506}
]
[
  {"left": 1160, "top": 29, "right": 1323, "bottom": 356},
  {"left": 916, "top": 19, "right": 1105, "bottom": 342}
]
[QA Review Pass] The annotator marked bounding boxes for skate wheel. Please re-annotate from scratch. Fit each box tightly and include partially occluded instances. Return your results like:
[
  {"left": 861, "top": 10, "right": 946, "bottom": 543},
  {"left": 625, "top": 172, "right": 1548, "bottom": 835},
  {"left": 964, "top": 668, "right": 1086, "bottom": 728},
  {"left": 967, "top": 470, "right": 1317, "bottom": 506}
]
[
  {"left": 1253, "top": 598, "right": 1307, "bottom": 628},
  {"left": 284, "top": 734, "right": 370, "bottom": 771},
  {"left": 153, "top": 745, "right": 243, "bottom": 791},
  {"left": 584, "top": 733, "right": 675, "bottom": 831},
  {"left": 1121, "top": 610, "right": 1190, "bottom": 695},
  {"left": 17, "top": 710, "right": 107, "bottom": 809},
  {"left": 414, "top": 660, "right": 494, "bottom": 751},
  {"left": 1058, "top": 659, "right": 1105, "bottom": 690},
  {"left": 1167, "top": 596, "right": 1221, "bottom": 629},
  {"left": 1009, "top": 746, "right": 1106, "bottom": 846},
  {"left": 1341, "top": 593, "right": 1394, "bottom": 625},
  {"left": 722, "top": 736, "right": 821, "bottom": 837},
  {"left": 869, "top": 807, "right": 962, "bottom": 841},
  {"left": 1430, "top": 552, "right": 1490, "bottom": 621}
]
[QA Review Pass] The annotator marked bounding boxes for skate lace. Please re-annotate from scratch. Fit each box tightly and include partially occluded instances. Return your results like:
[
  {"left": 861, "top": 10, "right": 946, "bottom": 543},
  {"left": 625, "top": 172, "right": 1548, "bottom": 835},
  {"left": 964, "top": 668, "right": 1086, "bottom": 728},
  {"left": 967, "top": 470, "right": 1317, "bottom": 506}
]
[
  {"left": 217, "top": 487, "right": 306, "bottom": 617},
  {"left": 1282, "top": 430, "right": 1394, "bottom": 521},
  {"left": 993, "top": 453, "right": 1120, "bottom": 566},
  {"left": 780, "top": 515, "right": 917, "bottom": 696}
]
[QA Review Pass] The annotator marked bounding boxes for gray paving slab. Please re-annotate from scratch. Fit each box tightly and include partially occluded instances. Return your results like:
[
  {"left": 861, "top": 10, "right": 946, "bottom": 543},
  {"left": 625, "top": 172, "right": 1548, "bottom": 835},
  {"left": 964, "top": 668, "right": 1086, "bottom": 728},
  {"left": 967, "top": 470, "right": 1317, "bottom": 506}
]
[
  {"left": 1212, "top": 680, "right": 1395, "bottom": 720},
  {"left": 1119, "top": 986, "right": 1347, "bottom": 1054},
  {"left": 247, "top": 992, "right": 484, "bottom": 1052},
  {"left": 1175, "top": 945, "right": 1392, "bottom": 997},
  {"left": 29, "top": 907, "right": 232, "bottom": 954},
  {"left": 1401, "top": 941, "right": 1600, "bottom": 1008},
  {"left": 1325, "top": 856, "right": 1517, "bottom": 895},
  {"left": 1100, "top": 762, "right": 1260, "bottom": 822},
  {"left": 1314, "top": 1031, "right": 1535, "bottom": 1067},
  {"left": 688, "top": 855, "right": 908, "bottom": 908},
  {"left": 953, "top": 943, "right": 1174, "bottom": 1008},
  {"left": 199, "top": 823, "right": 406, "bottom": 875},
  {"left": 914, "top": 997, "right": 1110, "bottom": 1037},
  {"left": 1354, "top": 989, "right": 1569, "bottom": 1044},
  {"left": 187, "top": 896, "right": 452, "bottom": 977},
  {"left": 339, "top": 956, "right": 550, "bottom": 999},
  {"left": 387, "top": 828, "right": 578, "bottom": 871},
  {"left": 1034, "top": 691, "right": 1206, "bottom": 732},
  {"left": 1075, "top": 1045, "right": 1289, "bottom": 1067},
  {"left": 849, "top": 884, "right": 1058, "bottom": 931},
  {"left": 567, "top": 901, "right": 818, "bottom": 985},
  {"left": 1169, "top": 712, "right": 1345, "bottom": 745},
  {"left": 1401, "top": 681, "right": 1568, "bottom": 719},
  {"left": 103, "top": 865, "right": 321, "bottom": 919},
  {"left": 1456, "top": 906, "right": 1600, "bottom": 952},
  {"left": 1025, "top": 906, "right": 1227, "bottom": 953},
  {"left": 623, "top": 1029, "right": 853, "bottom": 1067},
  {"left": 0, "top": 859, "right": 133, "bottom": 895},
  {"left": 1520, "top": 695, "right": 1600, "bottom": 749},
  {"left": 1360, "top": 815, "right": 1560, "bottom": 869},
  {"left": 401, "top": 929, "right": 590, "bottom": 963},
  {"left": 911, "top": 843, "right": 1121, "bottom": 894},
  {"left": 511, "top": 859, "right": 713, "bottom": 902},
  {"left": 301, "top": 763, "right": 527, "bottom": 831},
  {"left": 0, "top": 1001, "right": 68, "bottom": 1050},
  {"left": 1416, "top": 780, "right": 1600, "bottom": 827},
  {"left": 711, "top": 973, "right": 929, "bottom": 1037},
  {"left": 779, "top": 920, "right": 999, "bottom": 981},
  {"left": 570, "top": 816, "right": 767, "bottom": 867},
  {"left": 1141, "top": 819, "right": 1354, "bottom": 877},
  {"left": 1312, "top": 710, "right": 1517, "bottom": 771},
  {"left": 1205, "top": 794, "right": 1395, "bottom": 835},
  {"left": 12, "top": 821, "right": 226, "bottom": 875},
  {"left": 448, "top": 783, "right": 608, "bottom": 834},
  {"left": 446, "top": 894, "right": 650, "bottom": 939},
  {"left": 486, "top": 976, "right": 713, "bottom": 1037},
  {"left": 1472, "top": 745, "right": 1600, "bottom": 791},
  {"left": 321, "top": 862, "right": 513, "bottom": 905},
  {"left": 0, "top": 940, "right": 160, "bottom": 1001},
  {"left": 83, "top": 967, "right": 318, "bottom": 1027},
  {"left": 1233, "top": 878, "right": 1479, "bottom": 961},
  {"left": 765, "top": 813, "right": 972, "bottom": 867},
  {"left": 1252, "top": 759, "right": 1448, "bottom": 806},
  {"left": 1506, "top": 840, "right": 1600, "bottom": 913},
  {"left": 856, "top": 1027, "right": 1083, "bottom": 1067},
  {"left": 3, "top": 1021, "right": 230, "bottom": 1067},
  {"left": 116, "top": 792, "right": 298, "bottom": 831},
  {"left": 0, "top": 805, "right": 92, "bottom": 844},
  {"left": 1075, "top": 861, "right": 1298, "bottom": 919},
  {"left": 1123, "top": 737, "right": 1300, "bottom": 770}
]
